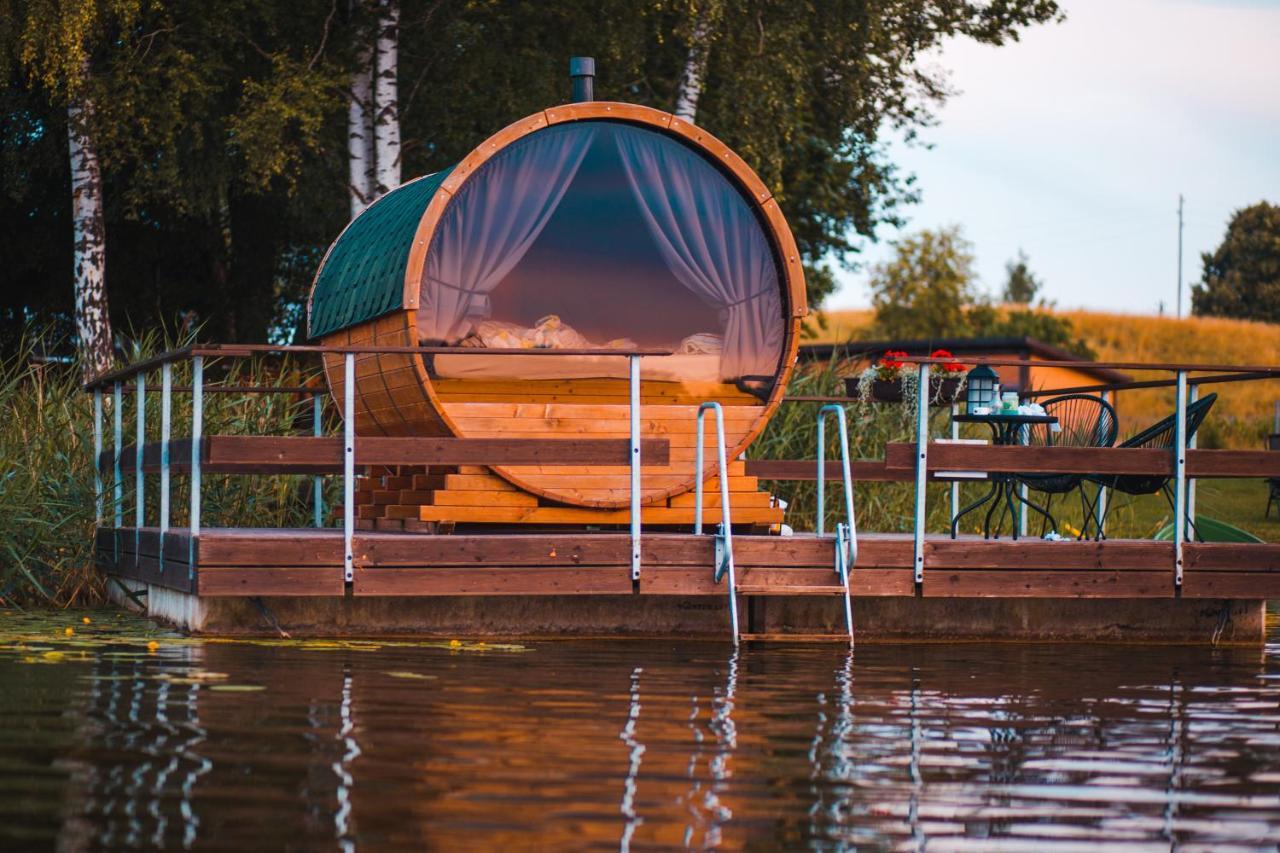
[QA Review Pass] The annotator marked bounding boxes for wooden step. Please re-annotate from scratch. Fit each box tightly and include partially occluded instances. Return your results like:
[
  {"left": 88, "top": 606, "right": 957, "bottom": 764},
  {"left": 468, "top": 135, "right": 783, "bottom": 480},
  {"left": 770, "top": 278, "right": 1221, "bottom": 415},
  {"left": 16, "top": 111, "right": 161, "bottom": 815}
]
[{"left": 735, "top": 584, "right": 846, "bottom": 596}]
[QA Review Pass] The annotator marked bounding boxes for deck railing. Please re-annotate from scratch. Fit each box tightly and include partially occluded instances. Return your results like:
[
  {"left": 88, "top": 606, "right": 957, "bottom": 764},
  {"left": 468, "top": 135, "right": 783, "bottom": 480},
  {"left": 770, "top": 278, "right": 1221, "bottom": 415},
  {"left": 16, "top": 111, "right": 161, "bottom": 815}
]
[
  {"left": 761, "top": 356, "right": 1280, "bottom": 589},
  {"left": 86, "top": 344, "right": 670, "bottom": 584},
  {"left": 86, "top": 346, "right": 1280, "bottom": 596}
]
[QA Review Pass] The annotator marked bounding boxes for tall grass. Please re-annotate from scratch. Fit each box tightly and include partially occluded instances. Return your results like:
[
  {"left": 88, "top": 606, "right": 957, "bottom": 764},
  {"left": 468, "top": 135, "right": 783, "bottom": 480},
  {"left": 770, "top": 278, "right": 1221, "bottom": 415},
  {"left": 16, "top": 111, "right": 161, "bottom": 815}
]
[
  {"left": 0, "top": 331, "right": 331, "bottom": 607},
  {"left": 750, "top": 354, "right": 958, "bottom": 534}
]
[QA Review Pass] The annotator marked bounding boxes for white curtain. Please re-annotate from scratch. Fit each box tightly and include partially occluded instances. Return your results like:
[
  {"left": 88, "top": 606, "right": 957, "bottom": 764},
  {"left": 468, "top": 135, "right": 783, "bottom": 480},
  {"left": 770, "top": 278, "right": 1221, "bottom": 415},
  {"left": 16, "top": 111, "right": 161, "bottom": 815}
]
[
  {"left": 613, "top": 126, "right": 785, "bottom": 381},
  {"left": 420, "top": 125, "right": 597, "bottom": 343}
]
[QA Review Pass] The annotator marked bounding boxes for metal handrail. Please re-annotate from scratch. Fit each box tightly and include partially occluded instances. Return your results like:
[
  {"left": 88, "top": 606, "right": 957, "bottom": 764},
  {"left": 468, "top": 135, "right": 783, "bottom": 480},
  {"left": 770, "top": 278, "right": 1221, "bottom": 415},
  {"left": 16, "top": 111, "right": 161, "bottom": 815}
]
[
  {"left": 694, "top": 401, "right": 738, "bottom": 644},
  {"left": 94, "top": 347, "right": 650, "bottom": 590},
  {"left": 816, "top": 404, "right": 857, "bottom": 643}
]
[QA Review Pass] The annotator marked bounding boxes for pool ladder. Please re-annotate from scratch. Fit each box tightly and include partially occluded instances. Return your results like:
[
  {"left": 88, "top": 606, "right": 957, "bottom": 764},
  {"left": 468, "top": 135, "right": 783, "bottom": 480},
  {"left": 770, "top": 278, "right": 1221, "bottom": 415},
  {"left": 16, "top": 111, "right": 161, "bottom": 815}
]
[{"left": 694, "top": 403, "right": 857, "bottom": 645}]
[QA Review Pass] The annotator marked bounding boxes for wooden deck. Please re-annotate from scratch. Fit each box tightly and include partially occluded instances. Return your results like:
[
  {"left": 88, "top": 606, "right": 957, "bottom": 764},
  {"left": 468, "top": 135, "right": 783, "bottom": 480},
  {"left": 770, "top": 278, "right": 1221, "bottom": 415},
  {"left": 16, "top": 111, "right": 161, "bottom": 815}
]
[{"left": 95, "top": 528, "right": 1280, "bottom": 601}]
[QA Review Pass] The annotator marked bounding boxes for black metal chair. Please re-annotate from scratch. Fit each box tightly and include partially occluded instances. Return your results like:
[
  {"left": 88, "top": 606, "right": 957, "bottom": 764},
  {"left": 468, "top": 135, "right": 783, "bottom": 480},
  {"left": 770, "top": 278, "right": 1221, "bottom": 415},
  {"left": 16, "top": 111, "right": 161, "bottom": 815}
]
[
  {"left": 1084, "top": 392, "right": 1217, "bottom": 539},
  {"left": 1014, "top": 394, "right": 1119, "bottom": 536}
]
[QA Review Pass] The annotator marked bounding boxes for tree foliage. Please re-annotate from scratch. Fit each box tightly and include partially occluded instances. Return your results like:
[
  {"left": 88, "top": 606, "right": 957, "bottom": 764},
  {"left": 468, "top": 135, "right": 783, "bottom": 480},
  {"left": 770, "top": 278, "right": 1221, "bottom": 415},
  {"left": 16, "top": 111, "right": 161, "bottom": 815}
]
[
  {"left": 870, "top": 226, "right": 1094, "bottom": 357},
  {"left": 1002, "top": 249, "right": 1040, "bottom": 304},
  {"left": 870, "top": 226, "right": 982, "bottom": 339},
  {"left": 0, "top": 0, "right": 1062, "bottom": 350},
  {"left": 1191, "top": 201, "right": 1280, "bottom": 324}
]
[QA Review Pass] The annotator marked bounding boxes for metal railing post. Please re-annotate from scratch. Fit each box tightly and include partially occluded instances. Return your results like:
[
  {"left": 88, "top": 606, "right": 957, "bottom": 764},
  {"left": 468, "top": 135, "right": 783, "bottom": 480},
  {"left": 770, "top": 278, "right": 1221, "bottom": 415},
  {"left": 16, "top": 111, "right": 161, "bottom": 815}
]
[
  {"left": 189, "top": 357, "right": 203, "bottom": 573},
  {"left": 135, "top": 373, "right": 146, "bottom": 554},
  {"left": 93, "top": 388, "right": 103, "bottom": 525},
  {"left": 818, "top": 404, "right": 857, "bottom": 643},
  {"left": 113, "top": 381, "right": 122, "bottom": 533},
  {"left": 1018, "top": 418, "right": 1029, "bottom": 538},
  {"left": 159, "top": 362, "right": 172, "bottom": 572},
  {"left": 313, "top": 392, "right": 324, "bottom": 528},
  {"left": 912, "top": 364, "right": 930, "bottom": 585},
  {"left": 949, "top": 403, "right": 959, "bottom": 522},
  {"left": 1173, "top": 370, "right": 1188, "bottom": 587},
  {"left": 1187, "top": 384, "right": 1199, "bottom": 527},
  {"left": 817, "top": 412, "right": 827, "bottom": 537},
  {"left": 343, "top": 354, "right": 355, "bottom": 584},
  {"left": 696, "top": 402, "right": 737, "bottom": 643},
  {"left": 629, "top": 355, "right": 641, "bottom": 582},
  {"left": 1095, "top": 389, "right": 1110, "bottom": 535}
]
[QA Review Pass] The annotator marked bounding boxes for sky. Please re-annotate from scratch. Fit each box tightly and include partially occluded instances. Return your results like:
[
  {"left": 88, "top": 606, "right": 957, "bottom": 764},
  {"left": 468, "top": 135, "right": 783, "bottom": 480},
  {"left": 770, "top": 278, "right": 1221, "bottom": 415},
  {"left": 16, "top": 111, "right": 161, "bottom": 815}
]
[{"left": 827, "top": 0, "right": 1280, "bottom": 316}]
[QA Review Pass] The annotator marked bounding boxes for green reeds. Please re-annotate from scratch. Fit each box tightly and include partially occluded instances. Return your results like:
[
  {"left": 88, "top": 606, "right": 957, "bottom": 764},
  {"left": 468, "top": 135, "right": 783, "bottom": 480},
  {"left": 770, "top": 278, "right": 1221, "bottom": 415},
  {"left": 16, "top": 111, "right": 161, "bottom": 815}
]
[
  {"left": 749, "top": 354, "right": 958, "bottom": 534},
  {"left": 0, "top": 330, "right": 333, "bottom": 607}
]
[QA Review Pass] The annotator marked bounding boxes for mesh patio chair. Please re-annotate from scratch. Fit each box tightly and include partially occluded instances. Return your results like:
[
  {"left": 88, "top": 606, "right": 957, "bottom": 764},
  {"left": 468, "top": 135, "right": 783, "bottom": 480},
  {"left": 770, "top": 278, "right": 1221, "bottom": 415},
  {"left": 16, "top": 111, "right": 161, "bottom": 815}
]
[
  {"left": 1084, "top": 392, "right": 1217, "bottom": 540},
  {"left": 1014, "top": 394, "right": 1119, "bottom": 537}
]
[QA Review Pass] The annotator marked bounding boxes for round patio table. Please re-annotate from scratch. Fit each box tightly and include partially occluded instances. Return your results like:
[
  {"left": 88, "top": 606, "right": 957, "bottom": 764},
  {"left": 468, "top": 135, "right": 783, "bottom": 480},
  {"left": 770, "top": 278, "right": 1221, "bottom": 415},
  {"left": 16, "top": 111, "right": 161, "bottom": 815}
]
[{"left": 950, "top": 412, "right": 1059, "bottom": 539}]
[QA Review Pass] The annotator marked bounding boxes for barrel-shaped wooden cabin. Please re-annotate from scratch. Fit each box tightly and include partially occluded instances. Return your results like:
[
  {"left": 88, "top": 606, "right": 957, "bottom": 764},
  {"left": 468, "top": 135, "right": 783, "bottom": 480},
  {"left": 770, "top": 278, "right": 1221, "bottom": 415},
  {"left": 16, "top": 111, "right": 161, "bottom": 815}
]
[{"left": 308, "top": 99, "right": 806, "bottom": 522}]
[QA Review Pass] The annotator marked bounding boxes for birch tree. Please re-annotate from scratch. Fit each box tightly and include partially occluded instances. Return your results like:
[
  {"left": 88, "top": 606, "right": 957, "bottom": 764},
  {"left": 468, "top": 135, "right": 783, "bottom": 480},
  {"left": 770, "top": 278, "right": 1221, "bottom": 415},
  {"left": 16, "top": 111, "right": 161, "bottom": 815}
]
[
  {"left": 347, "top": 33, "right": 375, "bottom": 217},
  {"left": 372, "top": 0, "right": 401, "bottom": 197},
  {"left": 673, "top": 0, "right": 722, "bottom": 123},
  {"left": 66, "top": 68, "right": 113, "bottom": 379},
  {"left": 10, "top": 0, "right": 133, "bottom": 377}
]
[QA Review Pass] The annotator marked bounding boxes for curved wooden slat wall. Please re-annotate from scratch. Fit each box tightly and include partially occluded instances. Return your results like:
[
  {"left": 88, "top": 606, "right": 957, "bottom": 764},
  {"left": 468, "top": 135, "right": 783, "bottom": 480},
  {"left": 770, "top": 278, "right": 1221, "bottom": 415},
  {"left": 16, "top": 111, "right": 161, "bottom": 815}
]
[{"left": 317, "top": 102, "right": 806, "bottom": 508}]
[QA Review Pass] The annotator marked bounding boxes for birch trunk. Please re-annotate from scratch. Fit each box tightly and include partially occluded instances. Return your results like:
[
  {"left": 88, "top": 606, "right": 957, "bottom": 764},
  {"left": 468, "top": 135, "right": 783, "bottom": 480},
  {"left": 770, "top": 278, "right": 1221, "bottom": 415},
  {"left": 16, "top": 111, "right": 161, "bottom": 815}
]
[
  {"left": 673, "top": 4, "right": 717, "bottom": 124},
  {"left": 372, "top": 0, "right": 401, "bottom": 198},
  {"left": 347, "top": 39, "right": 374, "bottom": 218},
  {"left": 67, "top": 78, "right": 112, "bottom": 380}
]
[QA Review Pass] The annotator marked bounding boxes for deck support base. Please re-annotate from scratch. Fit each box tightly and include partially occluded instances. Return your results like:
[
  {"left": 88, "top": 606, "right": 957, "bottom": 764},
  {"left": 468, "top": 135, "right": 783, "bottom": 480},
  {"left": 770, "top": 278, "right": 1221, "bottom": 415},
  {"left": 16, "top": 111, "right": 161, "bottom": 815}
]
[{"left": 111, "top": 587, "right": 1265, "bottom": 645}]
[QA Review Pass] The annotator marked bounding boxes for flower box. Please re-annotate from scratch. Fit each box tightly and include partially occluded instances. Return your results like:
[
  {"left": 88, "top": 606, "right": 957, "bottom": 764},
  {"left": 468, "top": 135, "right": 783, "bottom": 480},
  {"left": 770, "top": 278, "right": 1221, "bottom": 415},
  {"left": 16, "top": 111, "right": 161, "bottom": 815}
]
[{"left": 845, "top": 375, "right": 963, "bottom": 404}]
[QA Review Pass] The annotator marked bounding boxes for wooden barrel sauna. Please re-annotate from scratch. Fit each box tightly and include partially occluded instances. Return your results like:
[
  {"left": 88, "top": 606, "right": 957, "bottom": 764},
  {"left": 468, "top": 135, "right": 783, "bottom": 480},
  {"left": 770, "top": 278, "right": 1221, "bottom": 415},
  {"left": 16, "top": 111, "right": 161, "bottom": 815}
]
[{"left": 308, "top": 101, "right": 806, "bottom": 509}]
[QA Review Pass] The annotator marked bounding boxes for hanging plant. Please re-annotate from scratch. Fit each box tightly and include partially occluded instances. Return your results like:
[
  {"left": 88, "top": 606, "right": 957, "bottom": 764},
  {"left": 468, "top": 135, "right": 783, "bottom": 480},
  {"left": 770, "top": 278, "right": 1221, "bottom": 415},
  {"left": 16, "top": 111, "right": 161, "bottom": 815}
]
[{"left": 846, "top": 349, "right": 967, "bottom": 421}]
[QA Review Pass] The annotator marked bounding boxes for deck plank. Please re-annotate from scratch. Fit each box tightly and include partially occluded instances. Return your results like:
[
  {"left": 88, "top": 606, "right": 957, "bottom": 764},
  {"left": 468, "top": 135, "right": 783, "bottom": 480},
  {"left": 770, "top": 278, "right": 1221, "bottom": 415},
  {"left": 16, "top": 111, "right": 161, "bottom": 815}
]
[
  {"left": 924, "top": 570, "right": 1171, "bottom": 598},
  {"left": 354, "top": 567, "right": 633, "bottom": 596},
  {"left": 197, "top": 567, "right": 344, "bottom": 597}
]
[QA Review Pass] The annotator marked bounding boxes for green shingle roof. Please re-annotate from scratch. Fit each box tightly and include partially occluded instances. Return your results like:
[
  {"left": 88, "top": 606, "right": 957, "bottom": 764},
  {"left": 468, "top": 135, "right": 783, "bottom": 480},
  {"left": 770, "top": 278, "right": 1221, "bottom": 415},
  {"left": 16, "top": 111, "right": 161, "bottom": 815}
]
[{"left": 308, "top": 167, "right": 454, "bottom": 339}]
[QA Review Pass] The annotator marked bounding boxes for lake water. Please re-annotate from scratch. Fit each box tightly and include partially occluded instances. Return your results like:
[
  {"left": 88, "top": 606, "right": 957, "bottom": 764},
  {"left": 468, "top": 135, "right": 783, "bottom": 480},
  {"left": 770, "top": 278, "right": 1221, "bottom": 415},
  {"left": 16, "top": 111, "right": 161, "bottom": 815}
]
[{"left": 2, "top": 608, "right": 1279, "bottom": 851}]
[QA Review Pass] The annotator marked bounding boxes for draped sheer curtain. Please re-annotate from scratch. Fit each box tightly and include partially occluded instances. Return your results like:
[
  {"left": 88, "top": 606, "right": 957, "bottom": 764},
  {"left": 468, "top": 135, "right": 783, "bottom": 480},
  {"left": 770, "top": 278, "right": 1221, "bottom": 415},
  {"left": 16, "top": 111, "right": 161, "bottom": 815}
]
[
  {"left": 419, "top": 125, "right": 598, "bottom": 343},
  {"left": 613, "top": 126, "right": 785, "bottom": 381}
]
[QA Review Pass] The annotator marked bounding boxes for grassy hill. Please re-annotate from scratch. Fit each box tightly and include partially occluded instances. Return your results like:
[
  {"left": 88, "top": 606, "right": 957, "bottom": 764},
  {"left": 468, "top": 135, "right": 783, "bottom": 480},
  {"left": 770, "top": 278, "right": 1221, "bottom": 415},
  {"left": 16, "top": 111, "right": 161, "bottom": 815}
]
[{"left": 809, "top": 308, "right": 1280, "bottom": 447}]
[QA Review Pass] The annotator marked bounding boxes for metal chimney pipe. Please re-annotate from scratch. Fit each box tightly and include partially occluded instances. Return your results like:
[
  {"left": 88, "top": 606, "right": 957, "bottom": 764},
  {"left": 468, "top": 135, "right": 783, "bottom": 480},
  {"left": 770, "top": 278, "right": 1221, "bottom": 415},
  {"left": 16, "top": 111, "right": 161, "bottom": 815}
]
[{"left": 569, "top": 56, "right": 595, "bottom": 102}]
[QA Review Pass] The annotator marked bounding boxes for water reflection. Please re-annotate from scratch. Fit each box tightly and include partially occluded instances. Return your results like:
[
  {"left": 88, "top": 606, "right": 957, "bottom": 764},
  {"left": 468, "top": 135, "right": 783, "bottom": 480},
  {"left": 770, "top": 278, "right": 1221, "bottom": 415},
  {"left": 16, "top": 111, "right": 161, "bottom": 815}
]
[{"left": 2, "top": 611, "right": 1279, "bottom": 849}]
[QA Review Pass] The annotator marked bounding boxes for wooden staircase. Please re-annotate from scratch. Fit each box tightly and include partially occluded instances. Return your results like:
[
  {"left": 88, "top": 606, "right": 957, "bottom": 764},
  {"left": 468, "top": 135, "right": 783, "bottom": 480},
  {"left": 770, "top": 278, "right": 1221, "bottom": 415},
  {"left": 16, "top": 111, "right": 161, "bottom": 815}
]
[{"left": 351, "top": 463, "right": 785, "bottom": 531}]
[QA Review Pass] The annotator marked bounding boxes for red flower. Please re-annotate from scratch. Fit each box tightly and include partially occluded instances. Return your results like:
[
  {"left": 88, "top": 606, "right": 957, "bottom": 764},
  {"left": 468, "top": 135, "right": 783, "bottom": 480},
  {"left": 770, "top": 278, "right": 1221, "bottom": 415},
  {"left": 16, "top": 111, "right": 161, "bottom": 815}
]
[
  {"left": 877, "top": 349, "right": 909, "bottom": 370},
  {"left": 931, "top": 349, "right": 965, "bottom": 373}
]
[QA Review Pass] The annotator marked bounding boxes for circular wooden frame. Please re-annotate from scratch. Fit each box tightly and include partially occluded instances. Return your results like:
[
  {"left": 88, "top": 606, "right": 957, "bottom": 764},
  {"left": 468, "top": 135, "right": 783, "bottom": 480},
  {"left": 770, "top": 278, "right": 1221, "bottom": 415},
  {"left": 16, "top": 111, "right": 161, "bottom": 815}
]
[{"left": 318, "top": 102, "right": 807, "bottom": 508}]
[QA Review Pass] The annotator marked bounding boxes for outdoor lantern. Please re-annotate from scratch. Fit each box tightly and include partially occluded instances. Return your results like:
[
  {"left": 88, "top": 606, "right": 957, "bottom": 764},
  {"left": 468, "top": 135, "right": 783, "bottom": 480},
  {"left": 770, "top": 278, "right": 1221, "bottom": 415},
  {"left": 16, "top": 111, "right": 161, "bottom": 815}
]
[{"left": 966, "top": 365, "right": 999, "bottom": 412}]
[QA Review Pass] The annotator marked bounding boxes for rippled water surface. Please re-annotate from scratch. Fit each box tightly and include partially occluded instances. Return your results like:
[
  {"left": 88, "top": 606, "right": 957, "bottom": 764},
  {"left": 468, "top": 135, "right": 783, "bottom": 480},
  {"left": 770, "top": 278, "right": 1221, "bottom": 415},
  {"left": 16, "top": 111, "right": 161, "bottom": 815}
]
[{"left": 2, "top": 609, "right": 1280, "bottom": 850}]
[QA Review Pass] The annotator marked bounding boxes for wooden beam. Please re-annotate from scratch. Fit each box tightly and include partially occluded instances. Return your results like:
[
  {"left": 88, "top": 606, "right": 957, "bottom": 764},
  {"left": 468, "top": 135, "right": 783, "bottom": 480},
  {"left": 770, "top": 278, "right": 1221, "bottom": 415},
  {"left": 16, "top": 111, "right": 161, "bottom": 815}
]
[
  {"left": 745, "top": 459, "right": 913, "bottom": 482},
  {"left": 1184, "top": 543, "right": 1280, "bottom": 571},
  {"left": 926, "top": 539, "right": 1173, "bottom": 570},
  {"left": 101, "top": 435, "right": 672, "bottom": 475},
  {"left": 354, "top": 567, "right": 634, "bottom": 596},
  {"left": 923, "top": 570, "right": 1171, "bottom": 598},
  {"left": 198, "top": 567, "right": 344, "bottom": 597}
]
